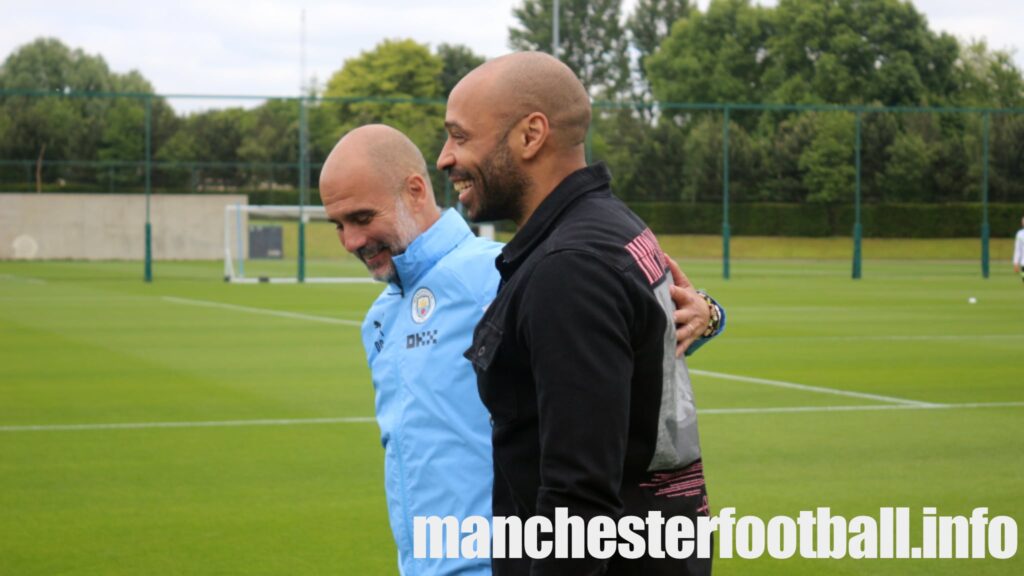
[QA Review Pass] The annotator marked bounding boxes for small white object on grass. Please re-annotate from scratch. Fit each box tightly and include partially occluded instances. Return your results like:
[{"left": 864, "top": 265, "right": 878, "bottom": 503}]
[{"left": 968, "top": 297, "right": 977, "bottom": 304}]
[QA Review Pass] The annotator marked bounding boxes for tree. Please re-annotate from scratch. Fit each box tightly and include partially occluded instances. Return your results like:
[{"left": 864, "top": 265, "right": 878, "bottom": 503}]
[
  {"left": 879, "top": 131, "right": 932, "bottom": 201},
  {"left": 763, "top": 0, "right": 959, "bottom": 106},
  {"left": 647, "top": 0, "right": 771, "bottom": 105},
  {"left": 509, "top": 0, "right": 630, "bottom": 97},
  {"left": 799, "top": 112, "right": 856, "bottom": 203},
  {"left": 436, "top": 43, "right": 485, "bottom": 98},
  {"left": 317, "top": 39, "right": 444, "bottom": 162},
  {"left": 237, "top": 99, "right": 298, "bottom": 165},
  {"left": 0, "top": 38, "right": 113, "bottom": 162},
  {"left": 627, "top": 0, "right": 692, "bottom": 94},
  {"left": 954, "top": 40, "right": 1024, "bottom": 109},
  {"left": 0, "top": 37, "right": 175, "bottom": 190}
]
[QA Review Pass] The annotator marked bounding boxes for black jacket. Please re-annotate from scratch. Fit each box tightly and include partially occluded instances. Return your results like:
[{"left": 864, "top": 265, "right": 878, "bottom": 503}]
[{"left": 466, "top": 164, "right": 708, "bottom": 576}]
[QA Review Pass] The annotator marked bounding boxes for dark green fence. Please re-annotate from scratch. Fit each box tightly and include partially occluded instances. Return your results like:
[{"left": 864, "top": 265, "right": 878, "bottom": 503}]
[{"left": 1, "top": 88, "right": 1022, "bottom": 281}]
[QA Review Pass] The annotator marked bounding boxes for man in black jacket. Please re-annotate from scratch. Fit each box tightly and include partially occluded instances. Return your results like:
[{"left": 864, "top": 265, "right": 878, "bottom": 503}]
[{"left": 437, "top": 52, "right": 714, "bottom": 575}]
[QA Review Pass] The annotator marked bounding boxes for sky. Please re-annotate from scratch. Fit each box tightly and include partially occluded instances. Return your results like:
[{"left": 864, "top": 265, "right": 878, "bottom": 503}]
[{"left": 1, "top": 0, "right": 1021, "bottom": 113}]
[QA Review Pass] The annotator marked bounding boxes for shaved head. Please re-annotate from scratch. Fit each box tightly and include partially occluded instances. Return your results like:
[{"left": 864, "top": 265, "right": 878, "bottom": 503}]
[
  {"left": 464, "top": 52, "right": 591, "bottom": 148},
  {"left": 323, "top": 124, "right": 431, "bottom": 196},
  {"left": 437, "top": 52, "right": 593, "bottom": 226},
  {"left": 319, "top": 124, "right": 440, "bottom": 284}
]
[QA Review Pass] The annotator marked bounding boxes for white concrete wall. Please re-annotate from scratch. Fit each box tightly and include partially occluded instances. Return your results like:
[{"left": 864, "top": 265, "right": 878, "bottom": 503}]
[{"left": 0, "top": 193, "right": 247, "bottom": 260}]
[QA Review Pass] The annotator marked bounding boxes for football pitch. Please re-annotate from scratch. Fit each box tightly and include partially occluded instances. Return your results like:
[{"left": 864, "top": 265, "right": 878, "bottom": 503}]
[{"left": 1, "top": 256, "right": 1022, "bottom": 575}]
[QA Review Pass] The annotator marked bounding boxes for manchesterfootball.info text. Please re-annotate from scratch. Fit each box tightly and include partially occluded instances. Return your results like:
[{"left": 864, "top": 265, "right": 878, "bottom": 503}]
[{"left": 414, "top": 507, "right": 1017, "bottom": 561}]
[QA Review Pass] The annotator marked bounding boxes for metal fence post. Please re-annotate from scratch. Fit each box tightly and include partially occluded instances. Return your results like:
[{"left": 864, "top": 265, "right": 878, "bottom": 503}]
[
  {"left": 981, "top": 111, "right": 990, "bottom": 279},
  {"left": 852, "top": 110, "right": 863, "bottom": 279},
  {"left": 298, "top": 96, "right": 309, "bottom": 283},
  {"left": 722, "top": 106, "right": 731, "bottom": 280},
  {"left": 144, "top": 95, "right": 153, "bottom": 283}
]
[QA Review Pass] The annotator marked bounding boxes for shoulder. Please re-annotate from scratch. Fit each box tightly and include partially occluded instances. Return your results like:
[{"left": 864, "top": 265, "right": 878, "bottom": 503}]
[
  {"left": 430, "top": 235, "right": 503, "bottom": 302},
  {"left": 543, "top": 195, "right": 664, "bottom": 285}
]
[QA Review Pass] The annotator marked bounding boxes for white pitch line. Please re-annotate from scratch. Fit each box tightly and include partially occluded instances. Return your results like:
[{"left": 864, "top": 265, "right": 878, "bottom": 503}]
[
  {"left": 0, "top": 416, "right": 376, "bottom": 432},
  {"left": 700, "top": 402, "right": 1024, "bottom": 415},
  {"left": 4, "top": 402, "right": 1023, "bottom": 432},
  {"left": 690, "top": 369, "right": 936, "bottom": 407},
  {"left": 161, "top": 297, "right": 945, "bottom": 407},
  {"left": 163, "top": 296, "right": 362, "bottom": 327},
  {"left": 0, "top": 274, "right": 47, "bottom": 285}
]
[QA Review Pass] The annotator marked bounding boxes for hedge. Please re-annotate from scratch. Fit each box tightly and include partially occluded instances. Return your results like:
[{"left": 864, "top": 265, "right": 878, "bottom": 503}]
[{"left": 627, "top": 202, "right": 1023, "bottom": 238}]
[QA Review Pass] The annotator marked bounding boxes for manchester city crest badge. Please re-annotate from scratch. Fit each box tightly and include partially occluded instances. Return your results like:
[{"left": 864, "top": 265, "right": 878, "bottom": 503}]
[{"left": 411, "top": 287, "right": 435, "bottom": 324}]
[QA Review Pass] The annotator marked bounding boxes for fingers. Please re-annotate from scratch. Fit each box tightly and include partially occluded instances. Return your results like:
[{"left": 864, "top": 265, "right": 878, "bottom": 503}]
[
  {"left": 664, "top": 252, "right": 692, "bottom": 290},
  {"left": 672, "top": 291, "right": 710, "bottom": 358},
  {"left": 669, "top": 284, "right": 690, "bottom": 309},
  {"left": 675, "top": 325, "right": 698, "bottom": 357},
  {"left": 663, "top": 253, "right": 708, "bottom": 357}
]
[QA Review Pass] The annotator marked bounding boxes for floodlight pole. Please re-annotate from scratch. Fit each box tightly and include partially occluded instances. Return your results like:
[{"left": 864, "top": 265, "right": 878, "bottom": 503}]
[
  {"left": 852, "top": 110, "right": 862, "bottom": 280},
  {"left": 552, "top": 0, "right": 560, "bottom": 58},
  {"left": 144, "top": 95, "right": 153, "bottom": 283},
  {"left": 722, "top": 106, "right": 731, "bottom": 280},
  {"left": 981, "top": 111, "right": 990, "bottom": 279}
]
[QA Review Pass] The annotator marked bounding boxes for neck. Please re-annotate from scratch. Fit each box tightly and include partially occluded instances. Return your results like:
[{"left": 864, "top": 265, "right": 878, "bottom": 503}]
[
  {"left": 419, "top": 205, "right": 442, "bottom": 231},
  {"left": 514, "top": 149, "right": 587, "bottom": 228}
]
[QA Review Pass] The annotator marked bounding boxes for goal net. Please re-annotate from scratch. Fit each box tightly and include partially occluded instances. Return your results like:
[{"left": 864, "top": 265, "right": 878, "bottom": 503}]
[{"left": 223, "top": 204, "right": 375, "bottom": 284}]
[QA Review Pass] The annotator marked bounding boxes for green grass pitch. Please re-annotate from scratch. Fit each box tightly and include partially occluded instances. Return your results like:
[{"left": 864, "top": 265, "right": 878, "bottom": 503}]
[{"left": 1, "top": 251, "right": 1022, "bottom": 575}]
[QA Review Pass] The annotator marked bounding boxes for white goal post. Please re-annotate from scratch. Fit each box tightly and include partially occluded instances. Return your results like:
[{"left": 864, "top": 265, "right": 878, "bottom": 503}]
[
  {"left": 223, "top": 204, "right": 496, "bottom": 284},
  {"left": 223, "top": 204, "right": 373, "bottom": 284}
]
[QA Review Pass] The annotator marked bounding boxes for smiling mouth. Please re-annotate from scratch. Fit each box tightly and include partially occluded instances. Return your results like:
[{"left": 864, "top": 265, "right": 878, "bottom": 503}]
[
  {"left": 358, "top": 245, "right": 389, "bottom": 268},
  {"left": 452, "top": 180, "right": 474, "bottom": 203}
]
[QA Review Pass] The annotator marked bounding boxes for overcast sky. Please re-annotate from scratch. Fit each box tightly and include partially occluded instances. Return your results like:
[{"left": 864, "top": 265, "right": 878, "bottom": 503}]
[{"left": 2, "top": 0, "right": 1020, "bottom": 113}]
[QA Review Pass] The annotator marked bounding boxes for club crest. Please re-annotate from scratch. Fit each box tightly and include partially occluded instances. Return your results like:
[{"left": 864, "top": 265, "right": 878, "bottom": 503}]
[{"left": 411, "top": 287, "right": 436, "bottom": 324}]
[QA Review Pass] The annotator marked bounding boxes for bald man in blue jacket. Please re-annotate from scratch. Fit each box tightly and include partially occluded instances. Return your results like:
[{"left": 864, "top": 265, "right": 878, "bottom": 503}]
[{"left": 319, "top": 124, "right": 724, "bottom": 576}]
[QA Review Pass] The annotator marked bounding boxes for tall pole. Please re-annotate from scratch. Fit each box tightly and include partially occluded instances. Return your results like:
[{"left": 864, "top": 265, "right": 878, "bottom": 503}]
[
  {"left": 297, "top": 8, "right": 308, "bottom": 283},
  {"left": 722, "top": 107, "right": 731, "bottom": 280},
  {"left": 552, "top": 0, "right": 560, "bottom": 59},
  {"left": 981, "top": 111, "right": 990, "bottom": 279},
  {"left": 144, "top": 95, "right": 153, "bottom": 283},
  {"left": 852, "top": 111, "right": 863, "bottom": 280}
]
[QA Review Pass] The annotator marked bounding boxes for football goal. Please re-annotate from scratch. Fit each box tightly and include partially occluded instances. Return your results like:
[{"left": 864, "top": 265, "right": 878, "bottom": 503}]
[{"left": 222, "top": 204, "right": 375, "bottom": 284}]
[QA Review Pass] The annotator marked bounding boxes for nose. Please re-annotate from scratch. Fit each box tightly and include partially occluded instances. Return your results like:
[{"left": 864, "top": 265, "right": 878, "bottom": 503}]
[
  {"left": 436, "top": 140, "right": 454, "bottom": 172},
  {"left": 341, "top": 226, "right": 366, "bottom": 254}
]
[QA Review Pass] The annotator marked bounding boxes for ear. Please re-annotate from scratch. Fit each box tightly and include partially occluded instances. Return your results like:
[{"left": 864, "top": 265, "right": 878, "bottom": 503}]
[
  {"left": 518, "top": 112, "right": 549, "bottom": 161},
  {"left": 403, "top": 173, "right": 430, "bottom": 209}
]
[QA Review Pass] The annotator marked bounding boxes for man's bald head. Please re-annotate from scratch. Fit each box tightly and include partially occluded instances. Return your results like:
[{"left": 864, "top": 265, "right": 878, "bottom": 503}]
[
  {"left": 319, "top": 124, "right": 440, "bottom": 284},
  {"left": 322, "top": 124, "right": 432, "bottom": 196},
  {"left": 458, "top": 52, "right": 591, "bottom": 149}
]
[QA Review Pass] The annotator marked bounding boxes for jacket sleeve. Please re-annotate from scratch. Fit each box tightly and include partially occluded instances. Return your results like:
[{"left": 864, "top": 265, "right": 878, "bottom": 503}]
[{"left": 518, "top": 250, "right": 637, "bottom": 575}]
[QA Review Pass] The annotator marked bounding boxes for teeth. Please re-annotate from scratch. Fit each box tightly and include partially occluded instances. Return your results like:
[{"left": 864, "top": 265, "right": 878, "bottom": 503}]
[{"left": 453, "top": 180, "right": 472, "bottom": 193}]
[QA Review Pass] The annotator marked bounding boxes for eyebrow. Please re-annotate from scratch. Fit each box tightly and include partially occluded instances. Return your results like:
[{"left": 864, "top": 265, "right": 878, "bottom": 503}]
[
  {"left": 343, "top": 209, "right": 376, "bottom": 222},
  {"left": 444, "top": 121, "right": 466, "bottom": 133}
]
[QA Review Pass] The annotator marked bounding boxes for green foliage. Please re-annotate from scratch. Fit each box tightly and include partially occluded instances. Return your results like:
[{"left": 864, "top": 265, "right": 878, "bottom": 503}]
[
  {"left": 879, "top": 131, "right": 932, "bottom": 201},
  {"left": 799, "top": 112, "right": 856, "bottom": 203},
  {"left": 317, "top": 39, "right": 444, "bottom": 161},
  {"left": 509, "top": 0, "right": 630, "bottom": 96},
  {"left": 628, "top": 0, "right": 692, "bottom": 67},
  {"left": 626, "top": 0, "right": 692, "bottom": 101},
  {"left": 436, "top": 43, "right": 485, "bottom": 98},
  {"left": 628, "top": 201, "right": 1022, "bottom": 237},
  {"left": 762, "top": 0, "right": 960, "bottom": 106},
  {"left": 647, "top": 0, "right": 771, "bottom": 104},
  {"left": 0, "top": 38, "right": 175, "bottom": 167},
  {"left": 680, "top": 113, "right": 763, "bottom": 202}
]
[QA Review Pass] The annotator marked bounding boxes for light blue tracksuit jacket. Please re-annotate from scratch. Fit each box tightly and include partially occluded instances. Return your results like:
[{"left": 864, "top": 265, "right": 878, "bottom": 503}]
[{"left": 361, "top": 209, "right": 501, "bottom": 576}]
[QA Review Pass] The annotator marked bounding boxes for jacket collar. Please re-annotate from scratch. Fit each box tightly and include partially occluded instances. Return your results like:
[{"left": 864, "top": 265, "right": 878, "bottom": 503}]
[
  {"left": 499, "top": 163, "right": 611, "bottom": 276},
  {"left": 391, "top": 208, "right": 472, "bottom": 289}
]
